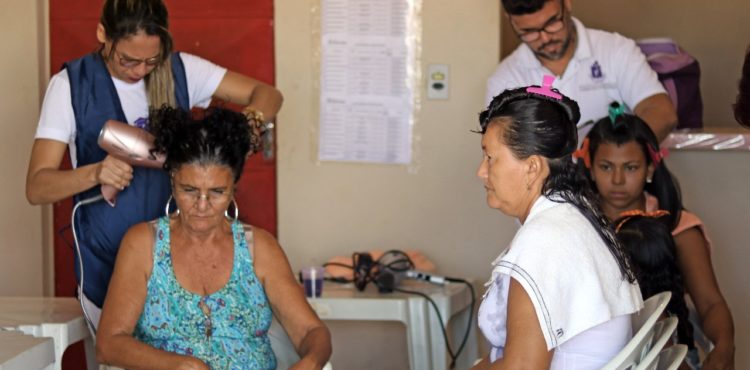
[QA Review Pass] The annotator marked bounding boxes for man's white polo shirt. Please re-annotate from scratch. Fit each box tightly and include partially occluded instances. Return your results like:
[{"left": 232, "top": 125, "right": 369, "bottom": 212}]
[{"left": 485, "top": 17, "right": 665, "bottom": 138}]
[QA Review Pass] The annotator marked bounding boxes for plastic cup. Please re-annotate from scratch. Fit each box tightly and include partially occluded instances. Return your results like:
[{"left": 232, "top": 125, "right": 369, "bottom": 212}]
[{"left": 301, "top": 266, "right": 325, "bottom": 298}]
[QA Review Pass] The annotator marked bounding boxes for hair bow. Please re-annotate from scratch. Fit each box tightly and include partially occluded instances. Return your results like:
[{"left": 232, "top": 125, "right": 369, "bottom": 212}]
[
  {"left": 609, "top": 102, "right": 626, "bottom": 129},
  {"left": 615, "top": 209, "right": 670, "bottom": 233},
  {"left": 527, "top": 75, "right": 562, "bottom": 100},
  {"left": 572, "top": 137, "right": 591, "bottom": 168},
  {"left": 647, "top": 143, "right": 669, "bottom": 167}
]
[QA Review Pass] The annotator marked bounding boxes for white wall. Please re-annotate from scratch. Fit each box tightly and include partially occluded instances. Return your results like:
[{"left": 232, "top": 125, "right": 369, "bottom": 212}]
[
  {"left": 276, "top": 1, "right": 503, "bottom": 287},
  {"left": 0, "top": 0, "right": 50, "bottom": 296},
  {"left": 667, "top": 151, "right": 750, "bottom": 369},
  {"left": 275, "top": 0, "right": 501, "bottom": 365}
]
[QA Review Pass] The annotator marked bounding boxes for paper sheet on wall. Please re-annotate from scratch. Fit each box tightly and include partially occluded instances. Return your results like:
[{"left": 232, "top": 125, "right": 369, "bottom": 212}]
[{"left": 318, "top": 0, "right": 415, "bottom": 164}]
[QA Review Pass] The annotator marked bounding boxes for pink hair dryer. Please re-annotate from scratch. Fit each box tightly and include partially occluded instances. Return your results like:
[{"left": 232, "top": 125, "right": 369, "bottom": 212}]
[{"left": 97, "top": 120, "right": 165, "bottom": 206}]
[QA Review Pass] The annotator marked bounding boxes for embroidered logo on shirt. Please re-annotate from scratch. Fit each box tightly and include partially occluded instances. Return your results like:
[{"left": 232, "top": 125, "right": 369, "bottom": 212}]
[
  {"left": 134, "top": 117, "right": 149, "bottom": 130},
  {"left": 556, "top": 328, "right": 564, "bottom": 338},
  {"left": 590, "top": 61, "right": 604, "bottom": 80}
]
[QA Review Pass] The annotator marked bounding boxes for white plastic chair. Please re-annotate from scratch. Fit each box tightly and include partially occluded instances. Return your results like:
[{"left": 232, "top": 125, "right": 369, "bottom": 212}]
[
  {"left": 634, "top": 316, "right": 678, "bottom": 370},
  {"left": 601, "top": 291, "right": 672, "bottom": 370},
  {"left": 268, "top": 319, "right": 332, "bottom": 370},
  {"left": 655, "top": 344, "right": 688, "bottom": 370}
]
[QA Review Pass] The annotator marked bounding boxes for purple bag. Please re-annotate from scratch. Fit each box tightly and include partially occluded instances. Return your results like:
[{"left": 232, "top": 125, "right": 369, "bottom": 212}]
[{"left": 638, "top": 38, "right": 703, "bottom": 129}]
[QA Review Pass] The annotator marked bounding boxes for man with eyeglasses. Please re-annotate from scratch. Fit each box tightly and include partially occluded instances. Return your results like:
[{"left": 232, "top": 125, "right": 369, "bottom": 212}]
[{"left": 486, "top": 0, "right": 677, "bottom": 141}]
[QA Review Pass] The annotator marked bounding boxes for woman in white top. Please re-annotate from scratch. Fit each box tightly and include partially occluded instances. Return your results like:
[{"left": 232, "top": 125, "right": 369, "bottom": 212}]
[{"left": 472, "top": 77, "right": 643, "bottom": 370}]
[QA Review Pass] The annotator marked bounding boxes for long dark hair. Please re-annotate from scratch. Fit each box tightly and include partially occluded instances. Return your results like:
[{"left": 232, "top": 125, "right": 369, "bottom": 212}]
[
  {"left": 615, "top": 215, "right": 695, "bottom": 348},
  {"left": 480, "top": 87, "right": 635, "bottom": 282},
  {"left": 149, "top": 106, "right": 256, "bottom": 182},
  {"left": 583, "top": 113, "right": 683, "bottom": 230}
]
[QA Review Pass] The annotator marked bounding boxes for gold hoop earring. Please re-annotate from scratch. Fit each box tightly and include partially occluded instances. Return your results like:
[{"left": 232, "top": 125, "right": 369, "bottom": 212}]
[
  {"left": 165, "top": 195, "right": 179, "bottom": 218},
  {"left": 225, "top": 198, "right": 239, "bottom": 221}
]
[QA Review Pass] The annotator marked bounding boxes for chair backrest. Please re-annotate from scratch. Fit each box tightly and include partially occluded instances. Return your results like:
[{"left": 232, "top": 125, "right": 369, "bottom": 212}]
[
  {"left": 632, "top": 292, "right": 672, "bottom": 332},
  {"left": 268, "top": 318, "right": 333, "bottom": 370},
  {"left": 634, "top": 316, "right": 678, "bottom": 370},
  {"left": 655, "top": 344, "right": 688, "bottom": 370},
  {"left": 600, "top": 291, "right": 672, "bottom": 370}
]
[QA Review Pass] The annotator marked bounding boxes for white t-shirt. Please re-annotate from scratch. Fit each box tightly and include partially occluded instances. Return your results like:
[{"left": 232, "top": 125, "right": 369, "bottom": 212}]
[
  {"left": 477, "top": 195, "right": 643, "bottom": 369},
  {"left": 485, "top": 18, "right": 666, "bottom": 138},
  {"left": 34, "top": 52, "right": 227, "bottom": 166}
]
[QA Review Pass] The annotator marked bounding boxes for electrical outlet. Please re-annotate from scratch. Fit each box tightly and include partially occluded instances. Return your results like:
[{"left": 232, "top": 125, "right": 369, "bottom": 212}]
[{"left": 427, "top": 64, "right": 449, "bottom": 100}]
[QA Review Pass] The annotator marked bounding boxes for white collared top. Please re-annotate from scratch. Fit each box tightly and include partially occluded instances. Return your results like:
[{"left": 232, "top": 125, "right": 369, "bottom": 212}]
[{"left": 478, "top": 195, "right": 643, "bottom": 368}]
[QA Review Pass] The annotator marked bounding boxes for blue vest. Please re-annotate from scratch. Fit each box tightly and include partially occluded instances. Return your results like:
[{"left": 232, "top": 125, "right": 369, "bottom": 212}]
[{"left": 66, "top": 52, "right": 189, "bottom": 307}]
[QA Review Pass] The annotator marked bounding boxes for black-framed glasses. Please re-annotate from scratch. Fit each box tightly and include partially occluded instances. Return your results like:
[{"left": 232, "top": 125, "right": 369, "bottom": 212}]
[
  {"left": 513, "top": 2, "right": 567, "bottom": 43},
  {"left": 115, "top": 50, "right": 161, "bottom": 68}
]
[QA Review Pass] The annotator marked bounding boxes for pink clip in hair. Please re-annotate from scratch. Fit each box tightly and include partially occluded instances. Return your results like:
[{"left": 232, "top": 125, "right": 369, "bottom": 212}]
[
  {"left": 647, "top": 143, "right": 669, "bottom": 167},
  {"left": 527, "top": 75, "right": 562, "bottom": 100}
]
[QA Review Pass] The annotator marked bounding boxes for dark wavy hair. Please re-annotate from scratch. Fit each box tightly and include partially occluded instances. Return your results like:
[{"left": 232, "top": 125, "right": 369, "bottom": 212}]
[
  {"left": 480, "top": 87, "right": 635, "bottom": 282},
  {"left": 615, "top": 215, "right": 695, "bottom": 348},
  {"left": 149, "top": 106, "right": 256, "bottom": 182},
  {"left": 583, "top": 114, "right": 683, "bottom": 230},
  {"left": 501, "top": 0, "right": 551, "bottom": 15},
  {"left": 734, "top": 46, "right": 750, "bottom": 127}
]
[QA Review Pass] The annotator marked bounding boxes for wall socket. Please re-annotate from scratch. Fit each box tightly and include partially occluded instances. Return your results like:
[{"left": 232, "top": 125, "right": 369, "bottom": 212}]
[{"left": 427, "top": 64, "right": 449, "bottom": 100}]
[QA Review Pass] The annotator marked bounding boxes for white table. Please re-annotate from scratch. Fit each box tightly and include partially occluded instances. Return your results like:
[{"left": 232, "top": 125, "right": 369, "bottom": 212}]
[
  {"left": 0, "top": 330, "right": 55, "bottom": 370},
  {"left": 308, "top": 280, "right": 478, "bottom": 370},
  {"left": 0, "top": 297, "right": 97, "bottom": 370}
]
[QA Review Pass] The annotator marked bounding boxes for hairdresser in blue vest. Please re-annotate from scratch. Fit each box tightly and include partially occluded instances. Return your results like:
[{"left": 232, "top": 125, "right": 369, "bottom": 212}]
[{"left": 25, "top": 0, "right": 282, "bottom": 328}]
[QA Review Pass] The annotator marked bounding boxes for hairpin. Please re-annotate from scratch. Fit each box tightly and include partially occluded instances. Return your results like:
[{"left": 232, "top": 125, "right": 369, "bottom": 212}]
[
  {"left": 527, "top": 75, "right": 562, "bottom": 100},
  {"left": 615, "top": 209, "right": 670, "bottom": 233},
  {"left": 608, "top": 102, "right": 626, "bottom": 128},
  {"left": 647, "top": 143, "right": 669, "bottom": 167},
  {"left": 571, "top": 137, "right": 591, "bottom": 168}
]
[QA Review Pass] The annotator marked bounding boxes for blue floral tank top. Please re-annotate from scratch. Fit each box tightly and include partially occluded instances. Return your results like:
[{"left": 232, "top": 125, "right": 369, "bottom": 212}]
[{"left": 134, "top": 216, "right": 276, "bottom": 369}]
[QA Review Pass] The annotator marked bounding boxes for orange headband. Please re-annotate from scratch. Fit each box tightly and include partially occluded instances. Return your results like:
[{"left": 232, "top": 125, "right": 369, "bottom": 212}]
[
  {"left": 572, "top": 137, "right": 591, "bottom": 168},
  {"left": 615, "top": 209, "right": 670, "bottom": 233}
]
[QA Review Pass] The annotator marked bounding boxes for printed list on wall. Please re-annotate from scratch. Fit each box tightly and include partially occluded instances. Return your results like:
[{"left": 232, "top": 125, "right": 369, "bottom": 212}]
[{"left": 318, "top": 0, "right": 417, "bottom": 164}]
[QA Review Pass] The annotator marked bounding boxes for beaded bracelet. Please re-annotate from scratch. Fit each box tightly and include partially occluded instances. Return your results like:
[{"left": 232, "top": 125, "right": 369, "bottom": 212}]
[{"left": 243, "top": 107, "right": 265, "bottom": 127}]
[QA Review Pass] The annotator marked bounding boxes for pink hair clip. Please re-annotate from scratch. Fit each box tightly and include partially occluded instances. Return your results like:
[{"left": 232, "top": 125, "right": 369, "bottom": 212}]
[
  {"left": 527, "top": 75, "right": 562, "bottom": 100},
  {"left": 647, "top": 143, "right": 669, "bottom": 167}
]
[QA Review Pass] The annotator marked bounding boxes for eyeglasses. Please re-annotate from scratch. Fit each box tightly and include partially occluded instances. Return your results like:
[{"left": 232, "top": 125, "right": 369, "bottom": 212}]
[
  {"left": 513, "top": 2, "right": 567, "bottom": 43},
  {"left": 174, "top": 186, "right": 232, "bottom": 208},
  {"left": 114, "top": 50, "right": 161, "bottom": 68}
]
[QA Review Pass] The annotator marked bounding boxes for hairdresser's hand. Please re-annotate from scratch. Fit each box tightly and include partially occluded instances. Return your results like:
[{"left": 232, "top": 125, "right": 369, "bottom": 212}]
[
  {"left": 94, "top": 155, "right": 133, "bottom": 190},
  {"left": 702, "top": 344, "right": 734, "bottom": 370}
]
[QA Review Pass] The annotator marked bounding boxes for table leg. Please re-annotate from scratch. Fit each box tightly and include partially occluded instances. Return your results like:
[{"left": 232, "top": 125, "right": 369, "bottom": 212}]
[
  {"left": 406, "top": 297, "right": 432, "bottom": 370},
  {"left": 84, "top": 336, "right": 98, "bottom": 370},
  {"left": 451, "top": 306, "right": 478, "bottom": 370}
]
